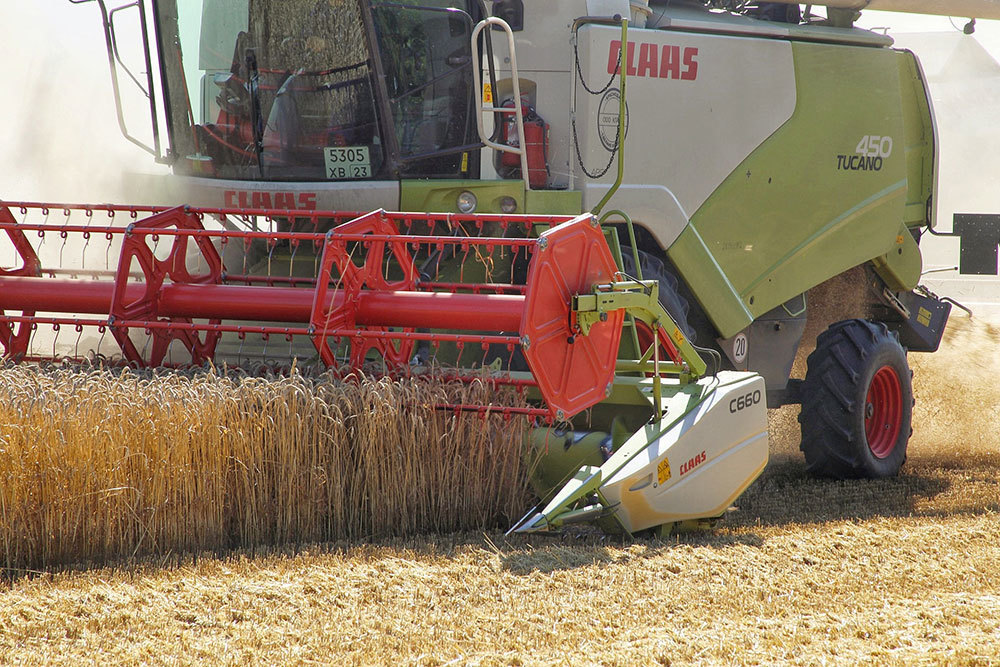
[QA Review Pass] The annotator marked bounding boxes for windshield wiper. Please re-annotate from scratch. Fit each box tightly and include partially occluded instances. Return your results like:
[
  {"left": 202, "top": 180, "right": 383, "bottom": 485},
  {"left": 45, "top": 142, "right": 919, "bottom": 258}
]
[{"left": 245, "top": 49, "right": 265, "bottom": 177}]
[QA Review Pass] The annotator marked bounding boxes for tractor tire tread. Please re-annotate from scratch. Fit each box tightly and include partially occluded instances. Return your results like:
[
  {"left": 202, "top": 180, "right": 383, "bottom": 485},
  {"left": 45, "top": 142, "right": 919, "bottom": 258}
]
[{"left": 798, "top": 319, "right": 913, "bottom": 479}]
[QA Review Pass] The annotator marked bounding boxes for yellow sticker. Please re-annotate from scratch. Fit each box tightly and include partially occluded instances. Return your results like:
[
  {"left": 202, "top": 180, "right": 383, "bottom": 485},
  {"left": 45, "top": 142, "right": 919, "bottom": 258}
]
[
  {"left": 657, "top": 457, "right": 671, "bottom": 485},
  {"left": 483, "top": 82, "right": 493, "bottom": 104},
  {"left": 917, "top": 307, "right": 932, "bottom": 327},
  {"left": 461, "top": 152, "right": 469, "bottom": 173},
  {"left": 672, "top": 327, "right": 685, "bottom": 346}
]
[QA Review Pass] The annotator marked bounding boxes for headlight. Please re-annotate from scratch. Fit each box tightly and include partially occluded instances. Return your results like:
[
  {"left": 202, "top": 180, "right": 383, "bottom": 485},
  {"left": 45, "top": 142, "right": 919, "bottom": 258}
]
[
  {"left": 499, "top": 196, "right": 518, "bottom": 214},
  {"left": 456, "top": 191, "right": 478, "bottom": 214}
]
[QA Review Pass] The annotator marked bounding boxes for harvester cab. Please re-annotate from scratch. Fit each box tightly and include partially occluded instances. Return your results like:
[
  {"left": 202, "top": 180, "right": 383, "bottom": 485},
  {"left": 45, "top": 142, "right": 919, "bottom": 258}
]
[{"left": 5, "top": 0, "right": 1000, "bottom": 536}]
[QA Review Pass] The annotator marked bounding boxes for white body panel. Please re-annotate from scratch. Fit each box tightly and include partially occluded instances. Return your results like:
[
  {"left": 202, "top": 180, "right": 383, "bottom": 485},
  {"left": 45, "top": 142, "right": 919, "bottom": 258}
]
[
  {"left": 600, "top": 372, "right": 768, "bottom": 533},
  {"left": 122, "top": 172, "right": 399, "bottom": 212},
  {"left": 745, "top": 0, "right": 1000, "bottom": 19},
  {"left": 573, "top": 24, "right": 796, "bottom": 246}
]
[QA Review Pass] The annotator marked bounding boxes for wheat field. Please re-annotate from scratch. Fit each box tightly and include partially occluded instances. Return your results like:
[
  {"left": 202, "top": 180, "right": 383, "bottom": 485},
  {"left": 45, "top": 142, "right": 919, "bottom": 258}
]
[
  {"left": 0, "top": 314, "right": 997, "bottom": 664},
  {"left": 0, "top": 367, "right": 532, "bottom": 572}
]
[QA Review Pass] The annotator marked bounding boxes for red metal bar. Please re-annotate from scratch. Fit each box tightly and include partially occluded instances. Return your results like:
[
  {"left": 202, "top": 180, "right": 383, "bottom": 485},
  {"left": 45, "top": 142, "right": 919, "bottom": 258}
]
[
  {"left": 0, "top": 313, "right": 527, "bottom": 349},
  {"left": 435, "top": 404, "right": 552, "bottom": 419},
  {"left": 224, "top": 274, "right": 318, "bottom": 287},
  {"left": 0, "top": 221, "right": 541, "bottom": 248},
  {"left": 223, "top": 275, "right": 527, "bottom": 293},
  {"left": 416, "top": 281, "right": 527, "bottom": 295},
  {"left": 1, "top": 201, "right": 573, "bottom": 229},
  {"left": 0, "top": 277, "right": 525, "bottom": 332},
  {"left": 0, "top": 315, "right": 522, "bottom": 351},
  {"left": 354, "top": 292, "right": 523, "bottom": 331},
  {"left": 0, "top": 314, "right": 308, "bottom": 337},
  {"left": 436, "top": 374, "right": 538, "bottom": 388}
]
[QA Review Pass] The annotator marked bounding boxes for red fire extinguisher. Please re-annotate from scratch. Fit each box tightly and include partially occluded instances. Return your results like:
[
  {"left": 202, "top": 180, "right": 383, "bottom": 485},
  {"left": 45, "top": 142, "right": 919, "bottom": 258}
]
[{"left": 500, "top": 98, "right": 549, "bottom": 188}]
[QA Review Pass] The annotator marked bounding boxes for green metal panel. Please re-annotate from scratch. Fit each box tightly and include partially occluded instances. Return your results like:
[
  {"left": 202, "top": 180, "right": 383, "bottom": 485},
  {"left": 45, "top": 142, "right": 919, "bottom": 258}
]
[
  {"left": 400, "top": 179, "right": 582, "bottom": 215},
  {"left": 400, "top": 179, "right": 525, "bottom": 213},
  {"left": 668, "top": 226, "right": 755, "bottom": 337},
  {"left": 670, "top": 42, "right": 928, "bottom": 338},
  {"left": 525, "top": 189, "right": 583, "bottom": 215},
  {"left": 871, "top": 224, "right": 922, "bottom": 291},
  {"left": 895, "top": 50, "right": 936, "bottom": 228}
]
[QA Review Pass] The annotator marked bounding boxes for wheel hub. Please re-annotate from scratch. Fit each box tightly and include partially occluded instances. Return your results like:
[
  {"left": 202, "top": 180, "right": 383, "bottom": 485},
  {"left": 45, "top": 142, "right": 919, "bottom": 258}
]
[{"left": 864, "top": 366, "right": 903, "bottom": 459}]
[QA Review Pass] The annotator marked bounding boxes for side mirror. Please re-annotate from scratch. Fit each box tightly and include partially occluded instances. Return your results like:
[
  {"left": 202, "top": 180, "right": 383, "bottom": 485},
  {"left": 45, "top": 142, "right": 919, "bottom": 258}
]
[{"left": 492, "top": 0, "right": 523, "bottom": 31}]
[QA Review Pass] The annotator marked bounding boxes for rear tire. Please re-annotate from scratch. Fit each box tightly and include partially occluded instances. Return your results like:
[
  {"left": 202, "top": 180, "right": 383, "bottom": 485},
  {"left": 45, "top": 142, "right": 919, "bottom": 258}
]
[
  {"left": 619, "top": 246, "right": 696, "bottom": 343},
  {"left": 798, "top": 319, "right": 913, "bottom": 478}
]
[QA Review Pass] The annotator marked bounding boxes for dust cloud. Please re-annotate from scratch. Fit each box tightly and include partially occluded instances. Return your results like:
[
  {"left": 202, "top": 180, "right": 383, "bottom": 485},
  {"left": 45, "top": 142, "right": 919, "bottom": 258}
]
[
  {"left": 909, "top": 313, "right": 1000, "bottom": 462},
  {"left": 0, "top": 3, "right": 167, "bottom": 204}
]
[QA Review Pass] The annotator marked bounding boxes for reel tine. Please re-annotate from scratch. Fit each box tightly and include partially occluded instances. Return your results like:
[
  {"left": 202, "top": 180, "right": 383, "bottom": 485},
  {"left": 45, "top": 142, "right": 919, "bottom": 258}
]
[
  {"left": 97, "top": 325, "right": 107, "bottom": 362},
  {"left": 106, "top": 231, "right": 114, "bottom": 271},
  {"left": 140, "top": 329, "right": 151, "bottom": 366},
  {"left": 51, "top": 323, "right": 61, "bottom": 362},
  {"left": 243, "top": 234, "right": 252, "bottom": 275},
  {"left": 58, "top": 230, "right": 68, "bottom": 268},
  {"left": 81, "top": 229, "right": 91, "bottom": 270},
  {"left": 267, "top": 236, "right": 276, "bottom": 279}
]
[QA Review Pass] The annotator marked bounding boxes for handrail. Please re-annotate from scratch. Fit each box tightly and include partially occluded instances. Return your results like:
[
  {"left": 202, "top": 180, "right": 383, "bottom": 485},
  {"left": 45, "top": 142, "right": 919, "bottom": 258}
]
[
  {"left": 471, "top": 17, "right": 532, "bottom": 191},
  {"left": 591, "top": 18, "right": 629, "bottom": 217},
  {"left": 71, "top": 0, "right": 162, "bottom": 160}
]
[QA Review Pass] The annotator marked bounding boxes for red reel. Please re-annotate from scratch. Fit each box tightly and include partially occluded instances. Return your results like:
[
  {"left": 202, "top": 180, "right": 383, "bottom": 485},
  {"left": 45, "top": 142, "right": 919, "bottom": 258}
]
[
  {"left": 310, "top": 210, "right": 418, "bottom": 368},
  {"left": 108, "top": 207, "right": 223, "bottom": 367},
  {"left": 520, "top": 216, "right": 625, "bottom": 420},
  {"left": 0, "top": 205, "right": 41, "bottom": 360}
]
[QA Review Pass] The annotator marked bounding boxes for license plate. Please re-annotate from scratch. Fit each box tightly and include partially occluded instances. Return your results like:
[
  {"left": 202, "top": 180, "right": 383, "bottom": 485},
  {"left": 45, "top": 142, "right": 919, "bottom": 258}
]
[{"left": 324, "top": 146, "right": 372, "bottom": 180}]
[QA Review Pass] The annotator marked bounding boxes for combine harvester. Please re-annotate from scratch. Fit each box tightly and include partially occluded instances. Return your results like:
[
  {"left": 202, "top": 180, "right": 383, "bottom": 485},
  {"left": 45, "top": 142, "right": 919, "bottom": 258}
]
[{"left": 3, "top": 0, "right": 999, "bottom": 536}]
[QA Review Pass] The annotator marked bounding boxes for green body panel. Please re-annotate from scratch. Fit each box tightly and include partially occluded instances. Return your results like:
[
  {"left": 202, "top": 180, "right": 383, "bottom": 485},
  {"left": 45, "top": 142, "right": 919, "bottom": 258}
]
[
  {"left": 896, "top": 51, "right": 936, "bottom": 228},
  {"left": 872, "top": 224, "right": 923, "bottom": 291},
  {"left": 665, "top": 226, "right": 754, "bottom": 339},
  {"left": 669, "top": 44, "right": 932, "bottom": 338},
  {"left": 400, "top": 179, "right": 526, "bottom": 214},
  {"left": 527, "top": 429, "right": 613, "bottom": 501},
  {"left": 525, "top": 189, "right": 583, "bottom": 215}
]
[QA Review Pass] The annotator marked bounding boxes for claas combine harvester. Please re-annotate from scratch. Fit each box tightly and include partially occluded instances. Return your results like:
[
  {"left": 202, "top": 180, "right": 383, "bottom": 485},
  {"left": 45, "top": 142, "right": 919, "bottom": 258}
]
[{"left": 3, "top": 0, "right": 999, "bottom": 536}]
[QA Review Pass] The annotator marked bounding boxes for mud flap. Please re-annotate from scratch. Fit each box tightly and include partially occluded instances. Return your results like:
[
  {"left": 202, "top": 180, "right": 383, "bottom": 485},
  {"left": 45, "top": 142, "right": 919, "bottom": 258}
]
[{"left": 890, "top": 290, "right": 952, "bottom": 353}]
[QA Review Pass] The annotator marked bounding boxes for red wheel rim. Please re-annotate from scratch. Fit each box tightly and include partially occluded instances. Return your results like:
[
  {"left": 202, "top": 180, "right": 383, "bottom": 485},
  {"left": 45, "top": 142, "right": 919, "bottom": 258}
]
[{"left": 865, "top": 366, "right": 903, "bottom": 459}]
